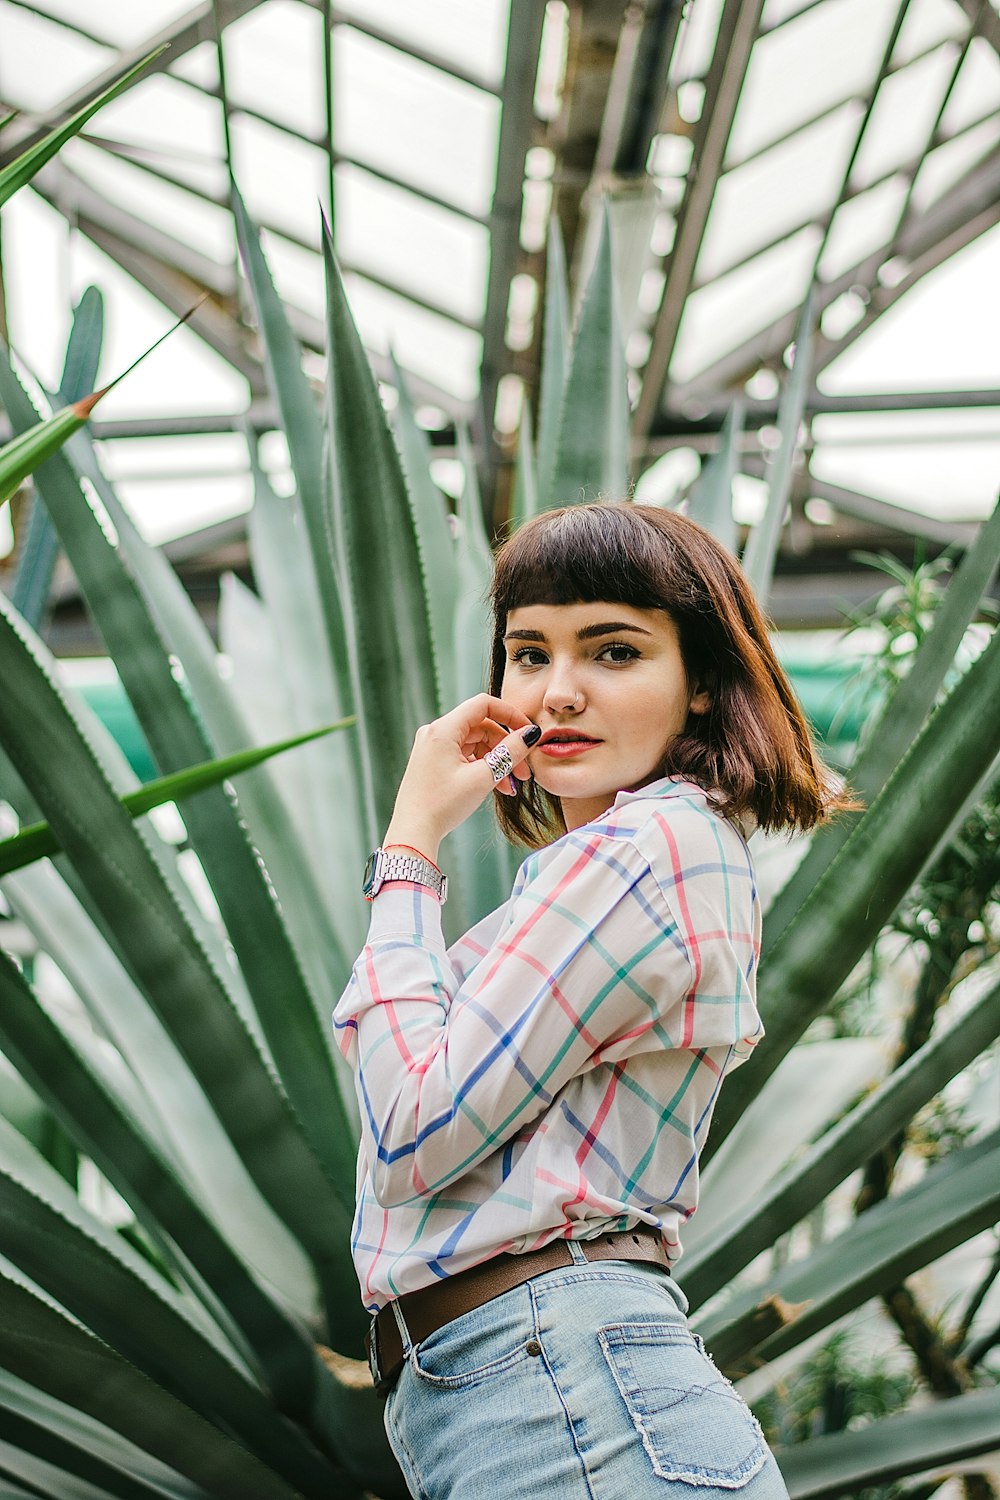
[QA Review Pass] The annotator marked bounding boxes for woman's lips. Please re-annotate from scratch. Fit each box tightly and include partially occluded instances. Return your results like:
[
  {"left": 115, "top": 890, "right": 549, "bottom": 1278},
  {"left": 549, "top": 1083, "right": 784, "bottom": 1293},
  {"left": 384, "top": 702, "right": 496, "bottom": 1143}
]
[{"left": 537, "top": 738, "right": 601, "bottom": 758}]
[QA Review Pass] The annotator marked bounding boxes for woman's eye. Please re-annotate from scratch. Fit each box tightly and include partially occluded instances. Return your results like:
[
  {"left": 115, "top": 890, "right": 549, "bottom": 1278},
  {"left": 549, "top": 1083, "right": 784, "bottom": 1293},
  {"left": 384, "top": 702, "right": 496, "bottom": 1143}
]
[
  {"left": 510, "top": 647, "right": 548, "bottom": 667},
  {"left": 599, "top": 643, "right": 639, "bottom": 664}
]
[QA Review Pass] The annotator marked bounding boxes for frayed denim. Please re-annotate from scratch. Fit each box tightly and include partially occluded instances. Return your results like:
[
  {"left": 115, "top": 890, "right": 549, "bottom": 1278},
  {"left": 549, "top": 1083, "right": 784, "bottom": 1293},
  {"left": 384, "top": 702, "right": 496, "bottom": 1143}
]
[{"left": 383, "top": 1253, "right": 789, "bottom": 1499}]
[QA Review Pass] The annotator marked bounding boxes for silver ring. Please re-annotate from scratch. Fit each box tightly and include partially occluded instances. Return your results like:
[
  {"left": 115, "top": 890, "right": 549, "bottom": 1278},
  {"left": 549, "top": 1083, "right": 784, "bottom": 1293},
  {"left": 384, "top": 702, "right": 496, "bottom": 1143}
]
[{"left": 484, "top": 744, "right": 515, "bottom": 783}]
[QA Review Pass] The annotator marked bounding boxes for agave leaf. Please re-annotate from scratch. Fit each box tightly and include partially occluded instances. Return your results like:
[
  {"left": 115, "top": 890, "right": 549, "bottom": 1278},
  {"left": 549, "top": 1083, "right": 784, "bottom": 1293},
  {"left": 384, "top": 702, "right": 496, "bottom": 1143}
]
[
  {"left": 0, "top": 598, "right": 364, "bottom": 1346},
  {"left": 0, "top": 1119, "right": 342, "bottom": 1495},
  {"left": 12, "top": 287, "right": 103, "bottom": 626},
  {"left": 0, "top": 948, "right": 325, "bottom": 1407},
  {"left": 741, "top": 287, "right": 815, "bottom": 602},
  {"left": 776, "top": 1386, "right": 1000, "bottom": 1498},
  {"left": 683, "top": 966, "right": 1000, "bottom": 1307},
  {"left": 0, "top": 608, "right": 263, "bottom": 1052},
  {"left": 549, "top": 204, "right": 629, "bottom": 507},
  {"left": 689, "top": 1037, "right": 884, "bottom": 1256},
  {"left": 231, "top": 188, "right": 354, "bottom": 722},
  {"left": 66, "top": 420, "right": 357, "bottom": 1055},
  {"left": 437, "top": 427, "right": 517, "bottom": 927},
  {"left": 0, "top": 719, "right": 353, "bottom": 878},
  {"left": 535, "top": 222, "right": 570, "bottom": 507},
  {"left": 764, "top": 494, "right": 1000, "bottom": 951},
  {"left": 708, "top": 623, "right": 1000, "bottom": 1152},
  {"left": 0, "top": 49, "right": 166, "bottom": 209},
  {"left": 0, "top": 1368, "right": 215, "bottom": 1500},
  {"left": 510, "top": 397, "right": 539, "bottom": 528},
  {"left": 453, "top": 422, "right": 495, "bottom": 702},
  {"left": 0, "top": 1270, "right": 330, "bottom": 1500},
  {"left": 2, "top": 858, "right": 317, "bottom": 1318},
  {"left": 686, "top": 399, "right": 742, "bottom": 553},
  {"left": 697, "top": 1131, "right": 1000, "bottom": 1374},
  {"left": 0, "top": 396, "right": 100, "bottom": 503},
  {"left": 0, "top": 1397, "right": 179, "bottom": 1500},
  {"left": 320, "top": 218, "right": 438, "bottom": 840},
  {"left": 390, "top": 352, "right": 458, "bottom": 711},
  {"left": 0, "top": 349, "right": 360, "bottom": 1244},
  {"left": 242, "top": 439, "right": 367, "bottom": 968}
]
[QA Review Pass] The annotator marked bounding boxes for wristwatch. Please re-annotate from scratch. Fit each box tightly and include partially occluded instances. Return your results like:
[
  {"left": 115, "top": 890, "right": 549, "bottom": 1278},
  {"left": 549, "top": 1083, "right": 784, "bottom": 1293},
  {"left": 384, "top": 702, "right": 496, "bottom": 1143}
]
[{"left": 362, "top": 848, "right": 448, "bottom": 904}]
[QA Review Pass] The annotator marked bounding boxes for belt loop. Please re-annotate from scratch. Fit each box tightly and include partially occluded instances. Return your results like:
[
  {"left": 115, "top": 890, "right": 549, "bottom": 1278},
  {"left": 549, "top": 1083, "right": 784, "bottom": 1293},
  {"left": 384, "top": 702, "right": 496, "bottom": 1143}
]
[
  {"left": 566, "top": 1240, "right": 589, "bottom": 1266},
  {"left": 390, "top": 1296, "right": 414, "bottom": 1357}
]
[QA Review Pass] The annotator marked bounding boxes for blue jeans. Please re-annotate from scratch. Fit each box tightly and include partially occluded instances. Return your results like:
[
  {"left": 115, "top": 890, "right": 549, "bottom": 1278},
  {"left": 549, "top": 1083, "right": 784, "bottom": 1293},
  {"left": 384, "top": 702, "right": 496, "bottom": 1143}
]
[{"left": 383, "top": 1251, "right": 789, "bottom": 1498}]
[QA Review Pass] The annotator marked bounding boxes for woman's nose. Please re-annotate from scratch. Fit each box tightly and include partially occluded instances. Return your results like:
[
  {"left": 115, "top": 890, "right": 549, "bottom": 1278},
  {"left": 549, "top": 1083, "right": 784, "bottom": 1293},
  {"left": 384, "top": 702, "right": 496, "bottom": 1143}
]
[{"left": 542, "top": 680, "right": 583, "bottom": 713}]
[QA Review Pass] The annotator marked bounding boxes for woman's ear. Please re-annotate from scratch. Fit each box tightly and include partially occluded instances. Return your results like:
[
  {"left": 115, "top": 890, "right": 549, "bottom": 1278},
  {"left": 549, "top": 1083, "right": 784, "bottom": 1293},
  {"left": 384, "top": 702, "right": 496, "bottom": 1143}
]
[{"left": 689, "top": 684, "right": 713, "bottom": 717}]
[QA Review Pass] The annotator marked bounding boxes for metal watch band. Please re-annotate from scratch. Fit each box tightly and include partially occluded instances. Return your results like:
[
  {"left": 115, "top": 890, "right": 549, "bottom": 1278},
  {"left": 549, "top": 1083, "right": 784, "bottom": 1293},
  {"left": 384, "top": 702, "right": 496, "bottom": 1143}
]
[{"left": 363, "top": 848, "right": 448, "bottom": 904}]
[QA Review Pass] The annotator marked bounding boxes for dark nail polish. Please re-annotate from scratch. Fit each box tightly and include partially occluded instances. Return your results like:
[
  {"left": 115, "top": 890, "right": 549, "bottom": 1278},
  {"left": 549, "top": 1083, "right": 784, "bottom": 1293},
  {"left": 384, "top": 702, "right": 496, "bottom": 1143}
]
[{"left": 522, "top": 724, "right": 542, "bottom": 746}]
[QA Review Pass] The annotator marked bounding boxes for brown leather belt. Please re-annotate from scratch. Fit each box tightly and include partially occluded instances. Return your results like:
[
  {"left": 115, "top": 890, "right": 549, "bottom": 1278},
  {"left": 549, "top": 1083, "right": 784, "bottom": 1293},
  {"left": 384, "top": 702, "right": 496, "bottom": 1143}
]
[{"left": 367, "top": 1224, "right": 670, "bottom": 1395}]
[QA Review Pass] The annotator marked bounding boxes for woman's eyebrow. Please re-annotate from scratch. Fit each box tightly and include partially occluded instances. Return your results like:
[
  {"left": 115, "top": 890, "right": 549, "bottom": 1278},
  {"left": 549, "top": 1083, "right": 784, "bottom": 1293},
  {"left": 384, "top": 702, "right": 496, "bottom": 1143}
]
[
  {"left": 503, "top": 622, "right": 654, "bottom": 642},
  {"left": 576, "top": 622, "right": 653, "bottom": 640}
]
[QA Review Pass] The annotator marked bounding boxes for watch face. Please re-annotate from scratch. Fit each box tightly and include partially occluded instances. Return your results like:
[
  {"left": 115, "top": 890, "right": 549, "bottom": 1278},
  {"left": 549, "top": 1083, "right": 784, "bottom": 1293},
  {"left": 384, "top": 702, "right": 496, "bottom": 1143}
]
[{"left": 362, "top": 850, "right": 380, "bottom": 896}]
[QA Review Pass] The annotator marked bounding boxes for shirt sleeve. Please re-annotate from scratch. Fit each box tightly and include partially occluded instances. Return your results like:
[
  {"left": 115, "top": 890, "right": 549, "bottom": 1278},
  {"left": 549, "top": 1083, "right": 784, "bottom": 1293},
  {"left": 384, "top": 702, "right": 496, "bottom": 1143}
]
[{"left": 333, "top": 814, "right": 756, "bottom": 1210}]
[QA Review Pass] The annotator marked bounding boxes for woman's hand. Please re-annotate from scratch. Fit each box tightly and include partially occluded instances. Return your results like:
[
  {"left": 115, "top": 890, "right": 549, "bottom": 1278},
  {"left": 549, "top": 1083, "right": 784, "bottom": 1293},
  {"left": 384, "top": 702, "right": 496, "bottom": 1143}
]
[{"left": 383, "top": 694, "right": 541, "bottom": 863}]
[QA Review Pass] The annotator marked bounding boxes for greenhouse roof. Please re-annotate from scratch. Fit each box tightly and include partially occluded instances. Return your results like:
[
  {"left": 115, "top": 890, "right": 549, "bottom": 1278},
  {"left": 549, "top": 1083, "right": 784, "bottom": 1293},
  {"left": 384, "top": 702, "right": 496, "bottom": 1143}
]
[{"left": 0, "top": 0, "right": 998, "bottom": 632}]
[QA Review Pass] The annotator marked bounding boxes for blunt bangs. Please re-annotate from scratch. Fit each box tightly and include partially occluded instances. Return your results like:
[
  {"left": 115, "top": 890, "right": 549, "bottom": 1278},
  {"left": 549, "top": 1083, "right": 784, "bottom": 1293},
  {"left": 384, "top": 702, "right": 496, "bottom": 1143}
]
[{"left": 491, "top": 505, "right": 670, "bottom": 618}]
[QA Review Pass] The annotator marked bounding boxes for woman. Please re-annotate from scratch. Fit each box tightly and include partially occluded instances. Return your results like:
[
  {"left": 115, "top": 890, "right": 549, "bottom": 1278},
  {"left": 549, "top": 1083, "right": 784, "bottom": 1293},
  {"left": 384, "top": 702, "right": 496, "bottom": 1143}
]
[{"left": 334, "top": 502, "right": 842, "bottom": 1498}]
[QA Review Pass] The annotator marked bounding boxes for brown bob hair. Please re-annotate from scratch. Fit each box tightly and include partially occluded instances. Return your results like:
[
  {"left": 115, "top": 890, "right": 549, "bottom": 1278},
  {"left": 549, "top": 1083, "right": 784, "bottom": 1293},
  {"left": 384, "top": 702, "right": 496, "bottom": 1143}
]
[{"left": 488, "top": 502, "right": 851, "bottom": 847}]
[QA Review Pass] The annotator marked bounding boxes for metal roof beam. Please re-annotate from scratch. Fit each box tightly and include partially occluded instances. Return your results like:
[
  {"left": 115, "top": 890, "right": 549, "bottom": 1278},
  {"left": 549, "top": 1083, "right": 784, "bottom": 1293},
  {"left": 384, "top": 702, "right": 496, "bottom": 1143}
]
[
  {"left": 814, "top": 146, "right": 1000, "bottom": 375},
  {"left": 477, "top": 0, "right": 547, "bottom": 497},
  {"left": 631, "top": 0, "right": 765, "bottom": 439},
  {"left": 593, "top": 0, "right": 684, "bottom": 178},
  {"left": 318, "top": 2, "right": 501, "bottom": 95},
  {"left": 677, "top": 146, "right": 999, "bottom": 398},
  {"left": 1, "top": 0, "right": 268, "bottom": 159}
]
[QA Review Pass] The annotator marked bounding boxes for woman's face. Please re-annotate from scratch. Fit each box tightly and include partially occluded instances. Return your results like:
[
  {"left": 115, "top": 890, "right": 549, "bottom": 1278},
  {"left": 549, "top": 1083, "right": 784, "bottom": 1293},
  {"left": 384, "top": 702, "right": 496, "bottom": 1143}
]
[{"left": 500, "top": 600, "right": 711, "bottom": 830}]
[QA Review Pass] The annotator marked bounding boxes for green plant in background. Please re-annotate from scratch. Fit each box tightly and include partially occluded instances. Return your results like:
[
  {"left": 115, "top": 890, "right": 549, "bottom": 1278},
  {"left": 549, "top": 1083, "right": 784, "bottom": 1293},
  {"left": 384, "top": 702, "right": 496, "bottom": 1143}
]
[{"left": 0, "top": 74, "right": 999, "bottom": 1500}]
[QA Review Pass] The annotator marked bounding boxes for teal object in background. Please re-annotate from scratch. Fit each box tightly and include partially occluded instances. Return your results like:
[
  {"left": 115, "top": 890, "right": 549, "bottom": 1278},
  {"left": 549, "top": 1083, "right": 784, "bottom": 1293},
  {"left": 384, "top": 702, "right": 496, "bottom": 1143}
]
[
  {"left": 78, "top": 653, "right": 879, "bottom": 787},
  {"left": 78, "top": 680, "right": 158, "bottom": 783}
]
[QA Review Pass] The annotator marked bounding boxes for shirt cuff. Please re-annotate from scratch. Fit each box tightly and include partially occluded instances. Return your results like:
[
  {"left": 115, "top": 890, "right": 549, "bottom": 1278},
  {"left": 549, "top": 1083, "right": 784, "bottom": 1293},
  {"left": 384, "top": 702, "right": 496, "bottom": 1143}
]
[{"left": 366, "top": 881, "right": 447, "bottom": 944}]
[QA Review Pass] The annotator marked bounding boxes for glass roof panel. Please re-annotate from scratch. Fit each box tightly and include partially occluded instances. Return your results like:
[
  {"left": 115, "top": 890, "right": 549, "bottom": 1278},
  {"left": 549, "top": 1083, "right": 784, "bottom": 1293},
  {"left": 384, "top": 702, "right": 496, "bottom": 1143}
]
[
  {"left": 21, "top": 0, "right": 194, "bottom": 49},
  {"left": 890, "top": 0, "right": 967, "bottom": 67},
  {"left": 760, "top": 0, "right": 816, "bottom": 27},
  {"left": 334, "top": 165, "right": 489, "bottom": 325},
  {"left": 71, "top": 237, "right": 248, "bottom": 420},
  {"left": 230, "top": 115, "right": 329, "bottom": 248},
  {"left": 335, "top": 0, "right": 510, "bottom": 88},
  {"left": 94, "top": 433, "right": 254, "bottom": 543},
  {"left": 819, "top": 222, "right": 1000, "bottom": 393},
  {"left": 83, "top": 73, "right": 227, "bottom": 194},
  {"left": 673, "top": 226, "right": 821, "bottom": 383},
  {"left": 726, "top": 0, "right": 899, "bottom": 166},
  {"left": 64, "top": 139, "right": 233, "bottom": 266},
  {"left": 343, "top": 272, "right": 482, "bottom": 402},
  {"left": 850, "top": 43, "right": 960, "bottom": 188},
  {"left": 224, "top": 1, "right": 327, "bottom": 140},
  {"left": 818, "top": 174, "right": 909, "bottom": 281},
  {"left": 0, "top": 7, "right": 113, "bottom": 111},
  {"left": 697, "top": 105, "right": 860, "bottom": 284},
  {"left": 674, "top": 0, "right": 725, "bottom": 82},
  {"left": 260, "top": 230, "right": 324, "bottom": 323},
  {"left": 911, "top": 116, "right": 1000, "bottom": 211},
  {"left": 169, "top": 42, "right": 220, "bottom": 92},
  {"left": 333, "top": 26, "right": 500, "bottom": 219},
  {"left": 939, "top": 35, "right": 1000, "bottom": 134},
  {"left": 811, "top": 408, "right": 1000, "bottom": 519}
]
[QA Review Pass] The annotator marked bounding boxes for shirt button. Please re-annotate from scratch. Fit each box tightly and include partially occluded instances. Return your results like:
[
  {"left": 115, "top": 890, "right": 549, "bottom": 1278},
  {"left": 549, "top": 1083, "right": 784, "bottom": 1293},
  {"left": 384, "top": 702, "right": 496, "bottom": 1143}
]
[{"left": 526, "top": 1339, "right": 542, "bottom": 1356}]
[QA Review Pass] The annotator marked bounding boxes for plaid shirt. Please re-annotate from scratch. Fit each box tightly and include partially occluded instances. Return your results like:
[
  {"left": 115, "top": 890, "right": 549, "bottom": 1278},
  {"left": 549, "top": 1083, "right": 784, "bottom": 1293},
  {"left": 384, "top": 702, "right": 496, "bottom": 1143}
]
[{"left": 333, "top": 778, "right": 762, "bottom": 1312}]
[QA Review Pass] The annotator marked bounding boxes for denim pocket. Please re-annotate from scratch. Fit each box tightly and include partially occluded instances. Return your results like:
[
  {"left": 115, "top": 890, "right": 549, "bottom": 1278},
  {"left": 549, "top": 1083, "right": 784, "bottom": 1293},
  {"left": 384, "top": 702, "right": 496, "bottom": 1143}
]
[
  {"left": 599, "top": 1322, "right": 767, "bottom": 1489},
  {"left": 411, "top": 1289, "right": 535, "bottom": 1390}
]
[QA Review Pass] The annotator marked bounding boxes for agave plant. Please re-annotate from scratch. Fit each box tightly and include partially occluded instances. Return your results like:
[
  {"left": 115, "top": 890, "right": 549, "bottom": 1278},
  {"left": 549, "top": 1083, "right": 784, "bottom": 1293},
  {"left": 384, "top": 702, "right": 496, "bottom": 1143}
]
[{"left": 0, "top": 81, "right": 998, "bottom": 1500}]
